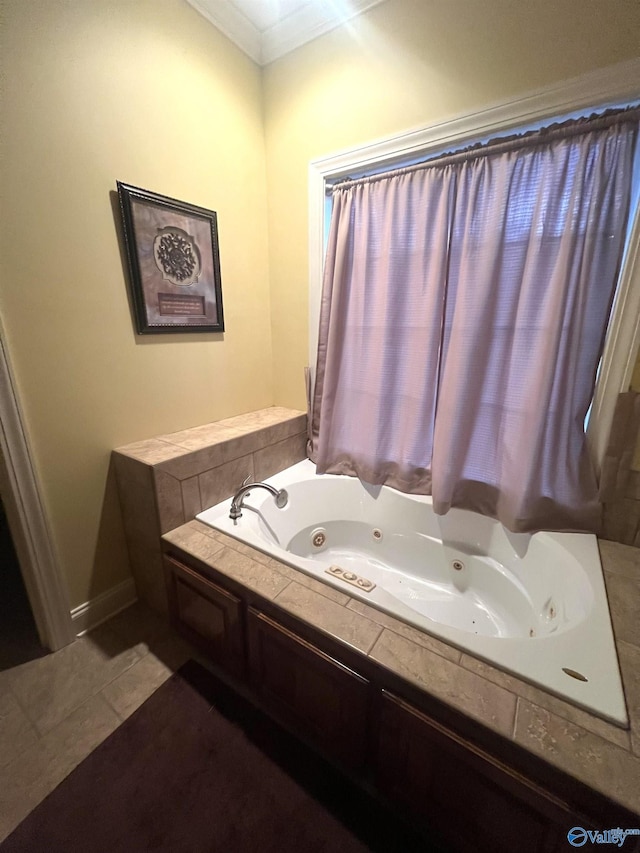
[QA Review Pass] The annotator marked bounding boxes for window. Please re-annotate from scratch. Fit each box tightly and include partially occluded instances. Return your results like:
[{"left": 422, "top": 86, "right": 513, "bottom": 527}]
[
  {"left": 308, "top": 82, "right": 640, "bottom": 532},
  {"left": 308, "top": 62, "right": 640, "bottom": 482}
]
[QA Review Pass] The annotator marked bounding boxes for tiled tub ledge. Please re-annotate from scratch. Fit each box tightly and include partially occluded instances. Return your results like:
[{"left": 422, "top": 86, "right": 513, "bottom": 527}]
[
  {"left": 162, "top": 519, "right": 640, "bottom": 818},
  {"left": 113, "top": 407, "right": 307, "bottom": 614}
]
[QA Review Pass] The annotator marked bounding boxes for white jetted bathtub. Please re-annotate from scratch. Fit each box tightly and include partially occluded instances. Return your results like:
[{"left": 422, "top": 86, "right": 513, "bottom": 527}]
[{"left": 196, "top": 459, "right": 627, "bottom": 725}]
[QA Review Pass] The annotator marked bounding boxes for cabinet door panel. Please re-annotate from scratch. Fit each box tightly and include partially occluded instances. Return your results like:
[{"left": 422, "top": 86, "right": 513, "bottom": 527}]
[
  {"left": 247, "top": 608, "right": 369, "bottom": 770},
  {"left": 164, "top": 556, "right": 244, "bottom": 677},
  {"left": 376, "top": 691, "right": 571, "bottom": 853}
]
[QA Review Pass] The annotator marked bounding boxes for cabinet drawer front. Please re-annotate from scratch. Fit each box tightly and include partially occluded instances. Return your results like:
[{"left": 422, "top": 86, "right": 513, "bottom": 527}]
[
  {"left": 164, "top": 556, "right": 245, "bottom": 676},
  {"left": 376, "top": 691, "right": 572, "bottom": 853},
  {"left": 247, "top": 608, "right": 370, "bottom": 770}
]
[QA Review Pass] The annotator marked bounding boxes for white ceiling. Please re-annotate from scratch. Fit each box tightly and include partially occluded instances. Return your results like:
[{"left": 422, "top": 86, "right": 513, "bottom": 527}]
[{"left": 185, "top": 0, "right": 386, "bottom": 65}]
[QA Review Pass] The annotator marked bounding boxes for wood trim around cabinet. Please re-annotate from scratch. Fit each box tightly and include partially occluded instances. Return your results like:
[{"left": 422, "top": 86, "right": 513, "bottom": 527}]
[
  {"left": 163, "top": 554, "right": 245, "bottom": 677},
  {"left": 247, "top": 607, "right": 371, "bottom": 771}
]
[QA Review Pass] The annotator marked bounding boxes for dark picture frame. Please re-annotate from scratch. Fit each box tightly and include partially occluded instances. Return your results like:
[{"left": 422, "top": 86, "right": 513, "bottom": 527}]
[{"left": 117, "top": 182, "right": 224, "bottom": 334}]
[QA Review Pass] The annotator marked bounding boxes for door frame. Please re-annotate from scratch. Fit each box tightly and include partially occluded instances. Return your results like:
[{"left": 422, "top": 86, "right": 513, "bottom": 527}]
[{"left": 0, "top": 319, "right": 75, "bottom": 651}]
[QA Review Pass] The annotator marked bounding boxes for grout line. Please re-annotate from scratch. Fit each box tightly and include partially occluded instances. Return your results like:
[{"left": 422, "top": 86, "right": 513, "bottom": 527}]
[
  {"left": 197, "top": 473, "right": 203, "bottom": 515},
  {"left": 366, "top": 626, "right": 385, "bottom": 655},
  {"left": 273, "top": 580, "right": 293, "bottom": 602},
  {"left": 4, "top": 675, "right": 44, "bottom": 743}
]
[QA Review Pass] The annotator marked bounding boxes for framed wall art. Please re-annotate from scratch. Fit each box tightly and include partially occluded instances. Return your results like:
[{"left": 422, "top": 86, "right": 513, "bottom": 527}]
[{"left": 117, "top": 182, "right": 224, "bottom": 334}]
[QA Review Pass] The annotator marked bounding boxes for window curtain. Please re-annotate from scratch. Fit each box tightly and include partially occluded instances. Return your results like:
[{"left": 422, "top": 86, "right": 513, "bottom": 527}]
[
  {"left": 310, "top": 168, "right": 456, "bottom": 492},
  {"left": 309, "top": 110, "right": 639, "bottom": 533}
]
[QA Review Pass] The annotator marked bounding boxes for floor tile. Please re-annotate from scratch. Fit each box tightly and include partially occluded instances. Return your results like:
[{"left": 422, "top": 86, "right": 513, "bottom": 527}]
[
  {"left": 101, "top": 653, "right": 173, "bottom": 720},
  {"left": 5, "top": 624, "right": 142, "bottom": 735},
  {"left": 0, "top": 694, "right": 120, "bottom": 843},
  {"left": 104, "top": 601, "right": 171, "bottom": 651},
  {"left": 0, "top": 689, "right": 39, "bottom": 768}
]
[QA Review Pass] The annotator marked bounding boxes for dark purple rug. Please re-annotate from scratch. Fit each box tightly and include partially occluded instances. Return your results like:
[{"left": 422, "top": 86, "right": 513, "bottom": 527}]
[{"left": 1, "top": 660, "right": 441, "bottom": 853}]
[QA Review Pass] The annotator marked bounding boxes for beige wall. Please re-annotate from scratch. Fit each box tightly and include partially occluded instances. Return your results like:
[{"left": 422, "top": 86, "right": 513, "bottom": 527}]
[
  {"left": 263, "top": 0, "right": 640, "bottom": 410},
  {"left": 0, "top": 0, "right": 271, "bottom": 607}
]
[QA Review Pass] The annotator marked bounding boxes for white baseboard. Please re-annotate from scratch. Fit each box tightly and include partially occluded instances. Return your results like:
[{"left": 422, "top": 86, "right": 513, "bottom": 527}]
[{"left": 71, "top": 578, "right": 137, "bottom": 637}]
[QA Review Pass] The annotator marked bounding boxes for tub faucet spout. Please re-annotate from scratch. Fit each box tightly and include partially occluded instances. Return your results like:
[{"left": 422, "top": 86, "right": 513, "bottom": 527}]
[{"left": 229, "top": 481, "right": 288, "bottom": 520}]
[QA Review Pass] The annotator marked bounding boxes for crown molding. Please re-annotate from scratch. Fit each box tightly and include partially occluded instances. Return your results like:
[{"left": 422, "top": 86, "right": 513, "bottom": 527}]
[
  {"left": 185, "top": 0, "right": 262, "bottom": 64},
  {"left": 185, "top": 0, "right": 386, "bottom": 66},
  {"left": 260, "top": 0, "right": 385, "bottom": 65}
]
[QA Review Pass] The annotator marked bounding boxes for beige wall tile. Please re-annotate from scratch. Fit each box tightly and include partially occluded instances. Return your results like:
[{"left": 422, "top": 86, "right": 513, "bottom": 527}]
[
  {"left": 618, "top": 641, "right": 640, "bottom": 757},
  {"left": 370, "top": 629, "right": 516, "bottom": 738},
  {"left": 160, "top": 408, "right": 304, "bottom": 451},
  {"left": 514, "top": 699, "right": 640, "bottom": 814},
  {"left": 198, "top": 454, "right": 254, "bottom": 510},
  {"left": 156, "top": 412, "right": 306, "bottom": 481},
  {"left": 181, "top": 475, "right": 202, "bottom": 520},
  {"left": 599, "top": 538, "right": 640, "bottom": 578},
  {"left": 603, "top": 572, "right": 640, "bottom": 647},
  {"left": 126, "top": 538, "right": 166, "bottom": 615},
  {"left": 601, "top": 499, "right": 640, "bottom": 545},
  {"left": 190, "top": 520, "right": 224, "bottom": 540},
  {"left": 253, "top": 431, "right": 308, "bottom": 480},
  {"left": 211, "top": 532, "right": 280, "bottom": 565},
  {"left": 459, "top": 653, "right": 630, "bottom": 749},
  {"left": 114, "top": 461, "right": 159, "bottom": 550},
  {"left": 135, "top": 570, "right": 169, "bottom": 617},
  {"left": 281, "top": 570, "right": 352, "bottom": 605},
  {"left": 194, "top": 527, "right": 352, "bottom": 605},
  {"left": 112, "top": 439, "right": 180, "bottom": 466},
  {"left": 348, "top": 599, "right": 462, "bottom": 663},
  {"left": 212, "top": 546, "right": 291, "bottom": 600},
  {"left": 275, "top": 581, "right": 382, "bottom": 653},
  {"left": 156, "top": 439, "right": 251, "bottom": 481},
  {"left": 624, "top": 471, "right": 640, "bottom": 501},
  {"left": 112, "top": 452, "right": 153, "bottom": 492},
  {"left": 163, "top": 525, "right": 226, "bottom": 564},
  {"left": 161, "top": 421, "right": 240, "bottom": 451},
  {"left": 153, "top": 470, "right": 184, "bottom": 534}
]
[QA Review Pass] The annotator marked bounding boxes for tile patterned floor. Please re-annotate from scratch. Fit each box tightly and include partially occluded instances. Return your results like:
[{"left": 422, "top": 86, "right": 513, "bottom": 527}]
[{"left": 0, "top": 603, "right": 193, "bottom": 843}]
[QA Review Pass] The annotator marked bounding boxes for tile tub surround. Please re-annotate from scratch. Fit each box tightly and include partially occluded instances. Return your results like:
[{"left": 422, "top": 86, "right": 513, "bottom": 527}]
[
  {"left": 113, "top": 407, "right": 307, "bottom": 614},
  {"left": 162, "top": 520, "right": 640, "bottom": 817}
]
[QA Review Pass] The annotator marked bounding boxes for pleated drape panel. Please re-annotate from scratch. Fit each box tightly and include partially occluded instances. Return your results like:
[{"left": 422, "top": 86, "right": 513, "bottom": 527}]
[{"left": 310, "top": 111, "right": 639, "bottom": 532}]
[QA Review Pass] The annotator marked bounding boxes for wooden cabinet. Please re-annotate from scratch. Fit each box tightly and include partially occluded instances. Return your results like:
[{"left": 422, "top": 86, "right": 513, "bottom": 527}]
[
  {"left": 162, "top": 547, "right": 639, "bottom": 846},
  {"left": 163, "top": 555, "right": 245, "bottom": 677},
  {"left": 375, "top": 690, "right": 574, "bottom": 853},
  {"left": 247, "top": 607, "right": 370, "bottom": 771}
]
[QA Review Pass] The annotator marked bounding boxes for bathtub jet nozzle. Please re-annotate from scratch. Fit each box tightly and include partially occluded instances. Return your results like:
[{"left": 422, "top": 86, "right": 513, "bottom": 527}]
[{"left": 229, "top": 481, "right": 288, "bottom": 520}]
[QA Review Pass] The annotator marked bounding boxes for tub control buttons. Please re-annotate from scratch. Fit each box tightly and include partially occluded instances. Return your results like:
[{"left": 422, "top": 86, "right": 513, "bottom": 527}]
[{"left": 325, "top": 565, "right": 376, "bottom": 593}]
